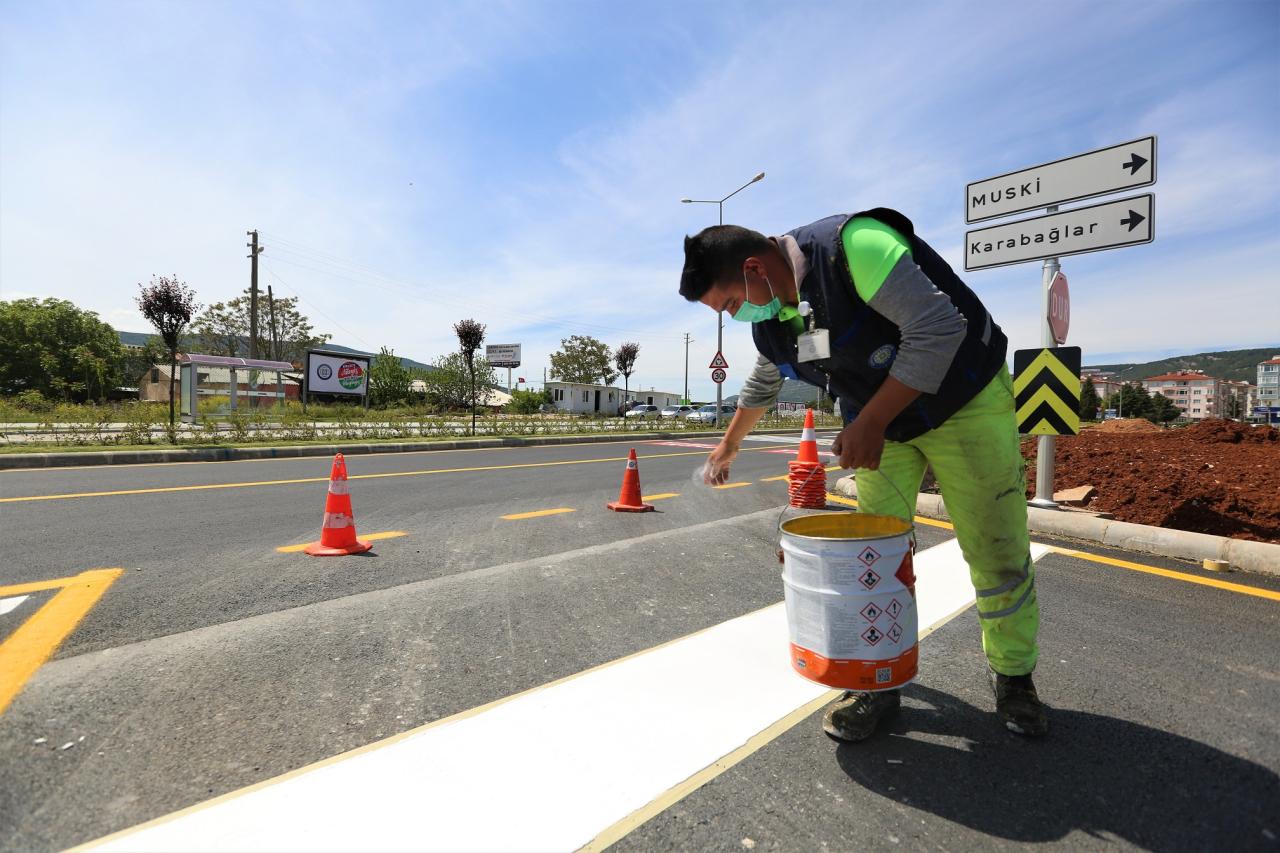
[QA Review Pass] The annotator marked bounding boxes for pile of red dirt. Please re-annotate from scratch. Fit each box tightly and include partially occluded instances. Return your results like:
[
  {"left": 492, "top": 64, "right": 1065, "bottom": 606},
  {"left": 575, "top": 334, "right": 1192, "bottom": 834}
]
[
  {"left": 1089, "top": 418, "right": 1162, "bottom": 434},
  {"left": 1024, "top": 419, "right": 1280, "bottom": 542}
]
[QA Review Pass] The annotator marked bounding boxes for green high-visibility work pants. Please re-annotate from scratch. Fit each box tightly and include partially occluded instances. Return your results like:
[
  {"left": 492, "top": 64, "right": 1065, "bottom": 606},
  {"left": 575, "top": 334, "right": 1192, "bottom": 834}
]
[{"left": 854, "top": 366, "right": 1039, "bottom": 676}]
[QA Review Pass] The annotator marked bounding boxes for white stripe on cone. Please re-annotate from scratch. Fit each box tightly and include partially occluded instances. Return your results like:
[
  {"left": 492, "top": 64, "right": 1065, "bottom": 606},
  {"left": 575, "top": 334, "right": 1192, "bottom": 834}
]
[
  {"left": 323, "top": 513, "right": 353, "bottom": 529},
  {"left": 328, "top": 480, "right": 349, "bottom": 495},
  {"left": 801, "top": 428, "right": 816, "bottom": 441}
]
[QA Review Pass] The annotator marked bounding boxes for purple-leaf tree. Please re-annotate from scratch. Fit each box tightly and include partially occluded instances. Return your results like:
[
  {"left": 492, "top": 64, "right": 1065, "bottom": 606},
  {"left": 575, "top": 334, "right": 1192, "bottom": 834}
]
[
  {"left": 453, "top": 318, "right": 486, "bottom": 436},
  {"left": 136, "top": 275, "right": 200, "bottom": 434}
]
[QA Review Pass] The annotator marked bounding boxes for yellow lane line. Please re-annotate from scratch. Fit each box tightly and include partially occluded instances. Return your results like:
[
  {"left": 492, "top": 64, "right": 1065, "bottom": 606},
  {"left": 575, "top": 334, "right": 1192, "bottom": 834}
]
[
  {"left": 714, "top": 482, "right": 753, "bottom": 490},
  {"left": 502, "top": 508, "right": 577, "bottom": 520},
  {"left": 1048, "top": 546, "right": 1280, "bottom": 602},
  {"left": 0, "top": 568, "right": 123, "bottom": 715},
  {"left": 759, "top": 474, "right": 790, "bottom": 482},
  {"left": 642, "top": 493, "right": 680, "bottom": 501},
  {"left": 0, "top": 446, "right": 793, "bottom": 504},
  {"left": 275, "top": 531, "right": 408, "bottom": 553},
  {"left": 1, "top": 433, "right": 823, "bottom": 474}
]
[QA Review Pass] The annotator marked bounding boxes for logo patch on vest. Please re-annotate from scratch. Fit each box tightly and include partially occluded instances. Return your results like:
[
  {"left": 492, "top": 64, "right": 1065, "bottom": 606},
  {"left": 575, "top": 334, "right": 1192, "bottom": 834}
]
[{"left": 869, "top": 344, "right": 897, "bottom": 370}]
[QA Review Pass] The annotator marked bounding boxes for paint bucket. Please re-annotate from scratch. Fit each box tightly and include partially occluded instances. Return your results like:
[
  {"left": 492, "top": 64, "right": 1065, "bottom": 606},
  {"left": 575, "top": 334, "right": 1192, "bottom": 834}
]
[{"left": 779, "top": 512, "right": 917, "bottom": 691}]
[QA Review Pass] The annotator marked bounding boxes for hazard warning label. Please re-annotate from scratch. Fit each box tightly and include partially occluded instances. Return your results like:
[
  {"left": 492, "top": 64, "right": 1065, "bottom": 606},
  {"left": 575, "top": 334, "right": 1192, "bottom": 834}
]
[
  {"left": 886, "top": 598, "right": 902, "bottom": 619},
  {"left": 860, "top": 602, "right": 881, "bottom": 623},
  {"left": 859, "top": 569, "right": 881, "bottom": 590},
  {"left": 861, "top": 626, "right": 883, "bottom": 646},
  {"left": 858, "top": 546, "right": 881, "bottom": 567},
  {"left": 886, "top": 623, "right": 903, "bottom": 644}
]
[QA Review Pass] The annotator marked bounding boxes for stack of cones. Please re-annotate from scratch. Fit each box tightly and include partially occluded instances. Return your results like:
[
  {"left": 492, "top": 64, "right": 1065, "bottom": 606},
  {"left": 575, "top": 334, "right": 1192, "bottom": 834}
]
[
  {"left": 607, "top": 448, "right": 655, "bottom": 512},
  {"left": 304, "top": 453, "right": 374, "bottom": 556},
  {"left": 787, "top": 410, "right": 827, "bottom": 509}
]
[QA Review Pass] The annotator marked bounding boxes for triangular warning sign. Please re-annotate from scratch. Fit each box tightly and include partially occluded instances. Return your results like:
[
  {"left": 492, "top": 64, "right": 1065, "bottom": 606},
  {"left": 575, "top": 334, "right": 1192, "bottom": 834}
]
[{"left": 708, "top": 352, "right": 729, "bottom": 370}]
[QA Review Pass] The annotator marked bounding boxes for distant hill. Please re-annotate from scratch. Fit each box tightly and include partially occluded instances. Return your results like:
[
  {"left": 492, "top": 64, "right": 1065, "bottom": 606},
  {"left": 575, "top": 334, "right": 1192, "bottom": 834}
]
[
  {"left": 1087, "top": 347, "right": 1279, "bottom": 384},
  {"left": 117, "top": 332, "right": 433, "bottom": 372}
]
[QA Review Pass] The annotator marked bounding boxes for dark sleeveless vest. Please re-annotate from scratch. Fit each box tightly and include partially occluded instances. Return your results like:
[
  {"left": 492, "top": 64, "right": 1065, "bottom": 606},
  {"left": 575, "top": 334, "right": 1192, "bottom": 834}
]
[{"left": 751, "top": 208, "right": 1007, "bottom": 442}]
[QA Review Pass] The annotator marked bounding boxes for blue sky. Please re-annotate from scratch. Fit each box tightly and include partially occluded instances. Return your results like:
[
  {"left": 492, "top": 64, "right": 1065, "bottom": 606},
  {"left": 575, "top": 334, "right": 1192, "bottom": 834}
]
[{"left": 2, "top": 0, "right": 1277, "bottom": 399}]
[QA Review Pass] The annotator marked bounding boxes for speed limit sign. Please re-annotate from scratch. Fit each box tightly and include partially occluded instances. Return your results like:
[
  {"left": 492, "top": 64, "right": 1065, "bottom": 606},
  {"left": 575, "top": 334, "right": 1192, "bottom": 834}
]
[{"left": 711, "top": 368, "right": 727, "bottom": 384}]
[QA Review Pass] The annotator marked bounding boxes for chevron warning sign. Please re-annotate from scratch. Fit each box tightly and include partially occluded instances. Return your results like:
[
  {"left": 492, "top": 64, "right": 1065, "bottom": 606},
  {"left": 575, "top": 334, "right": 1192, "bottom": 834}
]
[{"left": 1013, "top": 347, "right": 1081, "bottom": 435}]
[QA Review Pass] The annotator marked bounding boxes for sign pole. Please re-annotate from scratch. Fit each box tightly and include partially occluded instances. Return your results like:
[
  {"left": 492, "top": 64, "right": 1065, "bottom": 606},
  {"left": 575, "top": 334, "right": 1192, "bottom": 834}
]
[{"left": 1031, "top": 206, "right": 1061, "bottom": 510}]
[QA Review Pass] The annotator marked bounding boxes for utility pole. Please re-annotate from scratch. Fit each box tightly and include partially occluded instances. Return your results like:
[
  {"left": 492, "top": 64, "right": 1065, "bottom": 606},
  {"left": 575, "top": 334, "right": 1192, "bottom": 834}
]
[
  {"left": 683, "top": 332, "right": 693, "bottom": 403},
  {"left": 267, "top": 285, "right": 279, "bottom": 362},
  {"left": 246, "top": 231, "right": 263, "bottom": 359}
]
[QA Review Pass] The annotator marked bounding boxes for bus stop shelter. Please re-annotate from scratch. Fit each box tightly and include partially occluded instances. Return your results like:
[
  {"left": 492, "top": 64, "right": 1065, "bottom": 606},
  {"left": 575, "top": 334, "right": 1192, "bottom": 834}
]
[{"left": 178, "top": 354, "right": 296, "bottom": 422}]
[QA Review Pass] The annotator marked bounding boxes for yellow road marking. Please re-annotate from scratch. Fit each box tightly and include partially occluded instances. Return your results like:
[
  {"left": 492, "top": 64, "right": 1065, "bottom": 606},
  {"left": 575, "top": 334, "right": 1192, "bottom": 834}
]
[
  {"left": 501, "top": 508, "right": 577, "bottom": 520},
  {"left": 0, "top": 446, "right": 792, "bottom": 504},
  {"left": 714, "top": 482, "right": 752, "bottom": 490},
  {"left": 0, "top": 568, "right": 123, "bottom": 715},
  {"left": 1048, "top": 546, "right": 1280, "bottom": 602},
  {"left": 275, "top": 530, "right": 408, "bottom": 553},
  {"left": 641, "top": 493, "right": 680, "bottom": 501}
]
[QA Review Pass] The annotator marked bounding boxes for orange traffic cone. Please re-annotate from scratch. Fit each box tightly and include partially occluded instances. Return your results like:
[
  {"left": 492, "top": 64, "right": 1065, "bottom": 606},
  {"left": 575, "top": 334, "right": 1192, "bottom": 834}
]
[
  {"left": 789, "top": 409, "right": 827, "bottom": 509},
  {"left": 304, "top": 453, "right": 374, "bottom": 556},
  {"left": 607, "top": 449, "right": 655, "bottom": 512},
  {"left": 797, "top": 409, "right": 820, "bottom": 463}
]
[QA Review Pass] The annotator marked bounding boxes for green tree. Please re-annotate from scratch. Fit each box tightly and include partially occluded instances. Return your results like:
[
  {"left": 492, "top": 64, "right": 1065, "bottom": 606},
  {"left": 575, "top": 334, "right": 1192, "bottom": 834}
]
[
  {"left": 421, "top": 353, "right": 497, "bottom": 412},
  {"left": 614, "top": 342, "right": 640, "bottom": 407},
  {"left": 136, "top": 275, "right": 199, "bottom": 431},
  {"left": 1149, "top": 392, "right": 1181, "bottom": 424},
  {"left": 1078, "top": 377, "right": 1101, "bottom": 421},
  {"left": 0, "top": 298, "right": 124, "bottom": 400},
  {"left": 507, "top": 388, "right": 552, "bottom": 414},
  {"left": 550, "top": 335, "right": 616, "bottom": 385},
  {"left": 368, "top": 347, "right": 413, "bottom": 408},
  {"left": 191, "top": 289, "right": 329, "bottom": 364},
  {"left": 1106, "top": 384, "right": 1153, "bottom": 420}
]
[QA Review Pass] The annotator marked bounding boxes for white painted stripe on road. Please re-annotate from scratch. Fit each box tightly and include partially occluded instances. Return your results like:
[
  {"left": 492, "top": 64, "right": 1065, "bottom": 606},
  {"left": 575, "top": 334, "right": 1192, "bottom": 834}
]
[
  {"left": 0, "top": 595, "right": 30, "bottom": 616},
  {"left": 92, "top": 539, "right": 1050, "bottom": 853},
  {"left": 742, "top": 434, "right": 834, "bottom": 445}
]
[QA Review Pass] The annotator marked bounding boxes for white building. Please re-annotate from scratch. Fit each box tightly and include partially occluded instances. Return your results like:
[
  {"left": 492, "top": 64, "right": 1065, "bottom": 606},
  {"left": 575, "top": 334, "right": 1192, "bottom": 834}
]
[
  {"left": 1257, "top": 355, "right": 1280, "bottom": 421},
  {"left": 546, "top": 382, "right": 681, "bottom": 415}
]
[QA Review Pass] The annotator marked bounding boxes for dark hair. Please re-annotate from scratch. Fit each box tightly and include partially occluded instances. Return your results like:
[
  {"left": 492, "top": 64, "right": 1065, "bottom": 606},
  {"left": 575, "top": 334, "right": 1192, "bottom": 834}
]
[{"left": 679, "top": 225, "right": 772, "bottom": 302}]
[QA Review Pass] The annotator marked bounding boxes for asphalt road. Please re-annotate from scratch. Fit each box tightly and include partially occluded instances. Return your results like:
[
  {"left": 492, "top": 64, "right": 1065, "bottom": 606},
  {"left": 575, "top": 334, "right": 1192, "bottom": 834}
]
[{"left": 1, "top": 432, "right": 1277, "bottom": 851}]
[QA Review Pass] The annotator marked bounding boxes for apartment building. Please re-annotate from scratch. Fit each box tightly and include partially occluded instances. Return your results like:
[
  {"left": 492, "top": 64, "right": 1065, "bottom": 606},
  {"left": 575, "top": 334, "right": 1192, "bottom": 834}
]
[
  {"left": 1142, "top": 371, "right": 1222, "bottom": 420},
  {"left": 1257, "top": 356, "right": 1280, "bottom": 422}
]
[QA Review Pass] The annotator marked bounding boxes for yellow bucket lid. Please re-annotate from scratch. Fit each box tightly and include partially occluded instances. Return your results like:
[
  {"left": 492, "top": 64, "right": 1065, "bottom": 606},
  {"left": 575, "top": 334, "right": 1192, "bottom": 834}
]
[{"left": 780, "top": 511, "right": 913, "bottom": 542}]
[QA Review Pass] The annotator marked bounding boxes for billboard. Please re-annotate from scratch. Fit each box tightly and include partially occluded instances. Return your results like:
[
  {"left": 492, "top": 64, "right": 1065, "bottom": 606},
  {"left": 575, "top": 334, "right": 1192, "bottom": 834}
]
[
  {"left": 306, "top": 350, "right": 370, "bottom": 397},
  {"left": 486, "top": 343, "right": 521, "bottom": 368}
]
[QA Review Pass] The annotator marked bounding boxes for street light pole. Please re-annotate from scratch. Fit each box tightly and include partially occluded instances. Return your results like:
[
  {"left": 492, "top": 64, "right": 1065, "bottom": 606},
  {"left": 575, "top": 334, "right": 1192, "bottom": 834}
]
[{"left": 681, "top": 171, "right": 765, "bottom": 427}]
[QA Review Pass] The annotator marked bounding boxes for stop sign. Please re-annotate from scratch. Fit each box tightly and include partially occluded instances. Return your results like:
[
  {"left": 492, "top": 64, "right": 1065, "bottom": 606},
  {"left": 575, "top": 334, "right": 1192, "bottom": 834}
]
[{"left": 1048, "top": 271, "right": 1070, "bottom": 344}]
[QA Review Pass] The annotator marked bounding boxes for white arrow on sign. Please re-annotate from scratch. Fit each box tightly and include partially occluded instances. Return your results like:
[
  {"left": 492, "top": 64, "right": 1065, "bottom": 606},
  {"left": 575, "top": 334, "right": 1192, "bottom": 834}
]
[
  {"left": 966, "top": 136, "right": 1156, "bottom": 223},
  {"left": 965, "top": 193, "right": 1154, "bottom": 271},
  {"left": 708, "top": 352, "right": 729, "bottom": 370}
]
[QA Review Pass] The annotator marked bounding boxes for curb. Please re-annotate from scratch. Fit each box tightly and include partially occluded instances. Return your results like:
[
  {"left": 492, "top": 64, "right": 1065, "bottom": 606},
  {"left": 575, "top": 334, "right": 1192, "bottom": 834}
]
[
  {"left": 833, "top": 475, "right": 1280, "bottom": 577},
  {"left": 0, "top": 429, "right": 793, "bottom": 470}
]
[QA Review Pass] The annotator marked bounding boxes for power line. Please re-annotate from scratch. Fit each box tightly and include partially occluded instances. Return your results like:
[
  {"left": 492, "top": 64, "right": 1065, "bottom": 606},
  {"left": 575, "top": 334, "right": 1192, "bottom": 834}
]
[
  {"left": 259, "top": 263, "right": 376, "bottom": 352},
  {"left": 257, "top": 230, "right": 686, "bottom": 342}
]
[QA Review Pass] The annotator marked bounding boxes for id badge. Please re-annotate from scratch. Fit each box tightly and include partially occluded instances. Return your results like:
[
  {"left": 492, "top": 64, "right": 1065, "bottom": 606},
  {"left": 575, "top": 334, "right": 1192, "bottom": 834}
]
[{"left": 797, "top": 328, "right": 831, "bottom": 362}]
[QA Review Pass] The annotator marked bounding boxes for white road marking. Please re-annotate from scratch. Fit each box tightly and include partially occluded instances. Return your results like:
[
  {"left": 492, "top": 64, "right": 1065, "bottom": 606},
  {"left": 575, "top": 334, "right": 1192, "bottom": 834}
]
[
  {"left": 742, "top": 434, "right": 835, "bottom": 445},
  {"left": 92, "top": 540, "right": 1051, "bottom": 853},
  {"left": 0, "top": 595, "right": 30, "bottom": 616}
]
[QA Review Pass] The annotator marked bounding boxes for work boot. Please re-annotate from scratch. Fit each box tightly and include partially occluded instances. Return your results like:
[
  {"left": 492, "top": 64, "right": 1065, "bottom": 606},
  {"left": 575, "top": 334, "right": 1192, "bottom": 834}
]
[
  {"left": 990, "top": 670, "right": 1049, "bottom": 736},
  {"left": 822, "top": 690, "right": 901, "bottom": 742}
]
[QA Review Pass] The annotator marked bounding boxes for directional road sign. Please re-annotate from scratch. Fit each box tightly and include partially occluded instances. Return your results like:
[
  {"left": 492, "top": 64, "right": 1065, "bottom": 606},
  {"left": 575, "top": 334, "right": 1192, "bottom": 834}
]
[
  {"left": 708, "top": 351, "right": 729, "bottom": 370},
  {"left": 965, "top": 193, "right": 1154, "bottom": 271},
  {"left": 1013, "top": 347, "right": 1082, "bottom": 436},
  {"left": 711, "top": 368, "right": 727, "bottom": 384},
  {"left": 967, "top": 136, "right": 1156, "bottom": 223},
  {"left": 1048, "top": 271, "right": 1070, "bottom": 345}
]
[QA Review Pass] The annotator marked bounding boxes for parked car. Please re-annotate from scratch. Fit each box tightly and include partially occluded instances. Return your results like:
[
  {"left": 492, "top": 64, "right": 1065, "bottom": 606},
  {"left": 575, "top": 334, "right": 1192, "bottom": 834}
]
[
  {"left": 660, "top": 404, "right": 696, "bottom": 419},
  {"left": 686, "top": 404, "right": 736, "bottom": 424},
  {"left": 625, "top": 404, "right": 661, "bottom": 420}
]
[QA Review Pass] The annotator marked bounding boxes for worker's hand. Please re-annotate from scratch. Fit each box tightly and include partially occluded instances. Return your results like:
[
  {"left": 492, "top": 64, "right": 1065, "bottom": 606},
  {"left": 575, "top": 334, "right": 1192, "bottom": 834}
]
[
  {"left": 832, "top": 415, "right": 886, "bottom": 470},
  {"left": 703, "top": 440, "right": 738, "bottom": 485}
]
